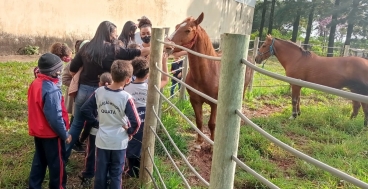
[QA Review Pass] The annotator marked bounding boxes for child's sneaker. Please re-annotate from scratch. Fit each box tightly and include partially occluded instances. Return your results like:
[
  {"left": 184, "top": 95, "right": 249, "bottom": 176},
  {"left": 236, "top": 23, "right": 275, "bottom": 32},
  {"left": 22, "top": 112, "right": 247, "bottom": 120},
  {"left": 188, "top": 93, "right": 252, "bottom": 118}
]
[{"left": 78, "top": 175, "right": 92, "bottom": 188}]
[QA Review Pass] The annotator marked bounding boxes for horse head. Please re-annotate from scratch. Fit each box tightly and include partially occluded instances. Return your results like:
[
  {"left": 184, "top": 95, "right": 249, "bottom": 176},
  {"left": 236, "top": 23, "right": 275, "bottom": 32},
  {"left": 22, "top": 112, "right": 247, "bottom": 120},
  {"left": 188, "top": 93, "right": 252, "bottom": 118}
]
[
  {"left": 166, "top": 12, "right": 204, "bottom": 53},
  {"left": 255, "top": 34, "right": 276, "bottom": 64}
]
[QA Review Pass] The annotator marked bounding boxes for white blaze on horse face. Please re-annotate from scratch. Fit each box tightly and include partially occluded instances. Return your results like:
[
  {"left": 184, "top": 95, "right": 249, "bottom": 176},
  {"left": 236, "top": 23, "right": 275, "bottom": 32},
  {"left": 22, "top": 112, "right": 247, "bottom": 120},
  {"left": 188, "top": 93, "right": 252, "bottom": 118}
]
[{"left": 169, "top": 22, "right": 187, "bottom": 40}]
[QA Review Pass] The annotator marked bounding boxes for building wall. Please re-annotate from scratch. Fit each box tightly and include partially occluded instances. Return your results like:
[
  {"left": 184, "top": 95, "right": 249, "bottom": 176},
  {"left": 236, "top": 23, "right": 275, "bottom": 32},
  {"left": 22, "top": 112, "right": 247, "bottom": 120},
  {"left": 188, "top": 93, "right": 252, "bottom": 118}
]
[{"left": 0, "top": 0, "right": 254, "bottom": 55}]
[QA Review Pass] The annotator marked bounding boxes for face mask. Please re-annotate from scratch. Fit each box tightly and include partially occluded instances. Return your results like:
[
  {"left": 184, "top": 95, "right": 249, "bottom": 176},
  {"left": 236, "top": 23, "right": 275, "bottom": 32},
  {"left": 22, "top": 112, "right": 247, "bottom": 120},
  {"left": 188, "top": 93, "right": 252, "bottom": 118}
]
[
  {"left": 56, "top": 75, "right": 62, "bottom": 88},
  {"left": 63, "top": 57, "right": 72, "bottom": 63},
  {"left": 141, "top": 36, "right": 151, "bottom": 44}
]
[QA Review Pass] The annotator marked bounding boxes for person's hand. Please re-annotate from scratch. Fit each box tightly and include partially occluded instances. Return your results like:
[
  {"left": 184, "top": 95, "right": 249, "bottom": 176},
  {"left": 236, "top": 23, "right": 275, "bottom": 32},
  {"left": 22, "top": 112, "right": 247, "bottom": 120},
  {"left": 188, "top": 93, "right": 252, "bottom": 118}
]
[
  {"left": 178, "top": 72, "right": 182, "bottom": 78},
  {"left": 129, "top": 135, "right": 133, "bottom": 141},
  {"left": 122, "top": 124, "right": 129, "bottom": 130},
  {"left": 66, "top": 134, "right": 72, "bottom": 144},
  {"left": 140, "top": 47, "right": 150, "bottom": 57}
]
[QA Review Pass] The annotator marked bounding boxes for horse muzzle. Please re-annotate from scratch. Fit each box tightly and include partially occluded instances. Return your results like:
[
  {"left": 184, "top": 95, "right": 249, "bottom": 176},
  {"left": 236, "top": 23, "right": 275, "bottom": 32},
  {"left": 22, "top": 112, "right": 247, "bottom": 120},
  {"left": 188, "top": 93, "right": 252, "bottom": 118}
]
[{"left": 254, "top": 56, "right": 263, "bottom": 64}]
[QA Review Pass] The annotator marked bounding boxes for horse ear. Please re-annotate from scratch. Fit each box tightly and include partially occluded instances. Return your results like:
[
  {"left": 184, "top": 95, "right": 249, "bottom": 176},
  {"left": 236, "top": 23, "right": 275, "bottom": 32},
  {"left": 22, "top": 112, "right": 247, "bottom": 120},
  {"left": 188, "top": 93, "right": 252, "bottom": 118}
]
[{"left": 194, "top": 12, "right": 204, "bottom": 25}]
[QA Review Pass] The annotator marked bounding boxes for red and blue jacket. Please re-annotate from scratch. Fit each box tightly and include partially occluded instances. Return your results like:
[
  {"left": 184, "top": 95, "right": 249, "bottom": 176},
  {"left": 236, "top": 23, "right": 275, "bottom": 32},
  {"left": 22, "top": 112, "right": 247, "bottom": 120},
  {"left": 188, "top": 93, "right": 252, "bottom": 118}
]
[{"left": 28, "top": 74, "right": 70, "bottom": 140}]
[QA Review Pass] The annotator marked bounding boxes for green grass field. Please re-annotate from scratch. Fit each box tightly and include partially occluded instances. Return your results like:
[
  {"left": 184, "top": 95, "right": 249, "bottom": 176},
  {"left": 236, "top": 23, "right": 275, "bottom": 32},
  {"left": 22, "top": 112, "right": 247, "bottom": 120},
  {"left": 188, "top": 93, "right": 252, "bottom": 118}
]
[{"left": 1, "top": 58, "right": 367, "bottom": 189}]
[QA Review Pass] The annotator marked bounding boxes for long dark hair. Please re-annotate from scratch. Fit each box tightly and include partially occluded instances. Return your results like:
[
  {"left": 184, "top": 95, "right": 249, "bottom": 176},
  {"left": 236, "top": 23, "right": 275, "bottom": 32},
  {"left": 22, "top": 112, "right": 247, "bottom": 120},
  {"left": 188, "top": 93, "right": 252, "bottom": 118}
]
[
  {"left": 118, "top": 21, "right": 137, "bottom": 48},
  {"left": 82, "top": 21, "right": 117, "bottom": 67}
]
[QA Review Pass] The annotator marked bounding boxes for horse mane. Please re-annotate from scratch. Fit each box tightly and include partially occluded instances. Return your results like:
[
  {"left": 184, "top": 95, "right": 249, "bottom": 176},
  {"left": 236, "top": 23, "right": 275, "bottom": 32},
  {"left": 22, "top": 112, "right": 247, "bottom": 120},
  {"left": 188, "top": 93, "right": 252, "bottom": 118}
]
[
  {"left": 275, "top": 38, "right": 312, "bottom": 57},
  {"left": 196, "top": 25, "right": 218, "bottom": 57}
]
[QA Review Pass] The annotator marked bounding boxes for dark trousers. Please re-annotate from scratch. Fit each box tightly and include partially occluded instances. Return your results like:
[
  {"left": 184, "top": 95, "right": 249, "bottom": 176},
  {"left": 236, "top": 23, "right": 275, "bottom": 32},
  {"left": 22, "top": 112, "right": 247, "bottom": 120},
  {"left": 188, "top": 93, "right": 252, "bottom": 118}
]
[
  {"left": 81, "top": 134, "right": 96, "bottom": 178},
  {"left": 94, "top": 148, "right": 126, "bottom": 189},
  {"left": 29, "top": 137, "right": 67, "bottom": 189},
  {"left": 126, "top": 107, "right": 145, "bottom": 178},
  {"left": 170, "top": 78, "right": 181, "bottom": 96}
]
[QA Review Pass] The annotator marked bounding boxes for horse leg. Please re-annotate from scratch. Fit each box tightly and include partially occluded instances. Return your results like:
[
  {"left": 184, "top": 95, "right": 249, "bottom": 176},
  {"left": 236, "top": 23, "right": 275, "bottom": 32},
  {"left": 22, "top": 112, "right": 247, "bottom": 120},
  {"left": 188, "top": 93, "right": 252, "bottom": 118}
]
[
  {"left": 289, "top": 85, "right": 301, "bottom": 120},
  {"left": 350, "top": 100, "right": 361, "bottom": 119},
  {"left": 361, "top": 103, "right": 368, "bottom": 126},
  {"left": 297, "top": 94, "right": 301, "bottom": 116},
  {"left": 190, "top": 98, "right": 204, "bottom": 149},
  {"left": 208, "top": 103, "right": 217, "bottom": 142}
]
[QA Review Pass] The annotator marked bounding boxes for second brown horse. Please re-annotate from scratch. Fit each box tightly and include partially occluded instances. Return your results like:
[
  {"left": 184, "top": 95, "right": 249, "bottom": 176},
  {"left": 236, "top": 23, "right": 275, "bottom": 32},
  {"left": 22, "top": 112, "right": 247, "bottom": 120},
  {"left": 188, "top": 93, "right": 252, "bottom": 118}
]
[{"left": 255, "top": 34, "right": 368, "bottom": 126}]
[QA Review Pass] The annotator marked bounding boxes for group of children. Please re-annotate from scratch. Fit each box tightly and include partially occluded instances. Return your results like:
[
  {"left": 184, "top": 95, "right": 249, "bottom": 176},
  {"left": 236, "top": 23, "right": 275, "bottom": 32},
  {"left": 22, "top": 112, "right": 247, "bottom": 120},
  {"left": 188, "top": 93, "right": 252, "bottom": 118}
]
[{"left": 28, "top": 40, "right": 160, "bottom": 189}]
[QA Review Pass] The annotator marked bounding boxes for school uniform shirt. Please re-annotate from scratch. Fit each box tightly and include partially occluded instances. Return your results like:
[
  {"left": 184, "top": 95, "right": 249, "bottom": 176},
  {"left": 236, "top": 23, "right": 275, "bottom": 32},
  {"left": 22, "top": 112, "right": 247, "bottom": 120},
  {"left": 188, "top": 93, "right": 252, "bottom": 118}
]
[
  {"left": 124, "top": 82, "right": 148, "bottom": 108},
  {"left": 80, "top": 86, "right": 141, "bottom": 150}
]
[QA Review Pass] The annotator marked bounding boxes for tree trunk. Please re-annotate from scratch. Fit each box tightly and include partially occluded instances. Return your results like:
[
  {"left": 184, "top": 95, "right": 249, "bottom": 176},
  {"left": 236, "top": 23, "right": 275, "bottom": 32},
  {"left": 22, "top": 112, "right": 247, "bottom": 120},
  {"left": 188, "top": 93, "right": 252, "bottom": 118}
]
[
  {"left": 259, "top": 0, "right": 268, "bottom": 40},
  {"left": 291, "top": 12, "right": 301, "bottom": 42},
  {"left": 327, "top": 0, "right": 341, "bottom": 57},
  {"left": 267, "top": 0, "right": 276, "bottom": 35},
  {"left": 303, "top": 4, "right": 315, "bottom": 50},
  {"left": 344, "top": 0, "right": 360, "bottom": 46}
]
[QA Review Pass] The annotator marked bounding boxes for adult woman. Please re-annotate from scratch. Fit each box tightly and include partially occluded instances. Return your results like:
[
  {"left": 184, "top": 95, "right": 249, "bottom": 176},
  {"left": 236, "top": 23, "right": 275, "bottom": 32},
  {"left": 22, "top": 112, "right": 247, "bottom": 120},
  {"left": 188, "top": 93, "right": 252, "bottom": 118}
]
[
  {"left": 66, "top": 20, "right": 150, "bottom": 161},
  {"left": 137, "top": 16, "right": 152, "bottom": 48},
  {"left": 118, "top": 21, "right": 137, "bottom": 48}
]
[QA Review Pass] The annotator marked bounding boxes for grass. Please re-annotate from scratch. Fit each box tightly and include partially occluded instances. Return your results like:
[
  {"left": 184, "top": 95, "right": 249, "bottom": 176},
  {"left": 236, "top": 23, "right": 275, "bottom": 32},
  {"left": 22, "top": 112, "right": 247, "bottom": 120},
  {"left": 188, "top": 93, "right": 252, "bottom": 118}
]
[{"left": 1, "top": 58, "right": 368, "bottom": 189}]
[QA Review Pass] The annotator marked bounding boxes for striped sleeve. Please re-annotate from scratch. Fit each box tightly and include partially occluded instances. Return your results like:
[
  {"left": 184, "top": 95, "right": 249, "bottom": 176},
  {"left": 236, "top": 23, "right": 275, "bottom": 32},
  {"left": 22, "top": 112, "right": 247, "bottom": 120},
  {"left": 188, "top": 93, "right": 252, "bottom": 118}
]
[{"left": 125, "top": 98, "right": 141, "bottom": 136}]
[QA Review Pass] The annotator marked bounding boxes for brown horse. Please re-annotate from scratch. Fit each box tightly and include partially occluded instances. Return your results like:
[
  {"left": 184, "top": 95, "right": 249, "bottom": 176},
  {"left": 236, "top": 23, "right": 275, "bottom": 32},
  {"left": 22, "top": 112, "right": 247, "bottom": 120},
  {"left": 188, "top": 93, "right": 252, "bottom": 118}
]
[
  {"left": 255, "top": 34, "right": 368, "bottom": 126},
  {"left": 167, "top": 12, "right": 252, "bottom": 149}
]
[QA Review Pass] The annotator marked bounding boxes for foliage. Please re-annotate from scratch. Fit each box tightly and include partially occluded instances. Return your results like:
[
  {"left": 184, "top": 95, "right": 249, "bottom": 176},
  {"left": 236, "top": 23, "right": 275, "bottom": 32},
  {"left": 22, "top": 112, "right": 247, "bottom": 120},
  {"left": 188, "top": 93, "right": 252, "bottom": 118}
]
[{"left": 17, "top": 45, "right": 39, "bottom": 55}]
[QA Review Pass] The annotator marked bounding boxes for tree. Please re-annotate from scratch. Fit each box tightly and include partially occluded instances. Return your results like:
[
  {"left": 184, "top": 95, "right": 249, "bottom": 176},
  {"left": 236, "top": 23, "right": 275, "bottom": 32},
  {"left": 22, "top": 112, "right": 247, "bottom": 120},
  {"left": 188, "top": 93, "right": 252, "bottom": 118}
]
[
  {"left": 344, "top": 0, "right": 362, "bottom": 47},
  {"left": 267, "top": 0, "right": 276, "bottom": 35},
  {"left": 303, "top": 1, "right": 315, "bottom": 49},
  {"left": 327, "top": 0, "right": 341, "bottom": 57},
  {"left": 259, "top": 0, "right": 268, "bottom": 40}
]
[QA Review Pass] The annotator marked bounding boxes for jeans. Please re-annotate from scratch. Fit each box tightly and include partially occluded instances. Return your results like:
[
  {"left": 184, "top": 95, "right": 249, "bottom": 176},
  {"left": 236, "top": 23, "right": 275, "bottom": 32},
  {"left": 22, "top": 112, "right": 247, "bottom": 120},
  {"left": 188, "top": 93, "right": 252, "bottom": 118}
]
[{"left": 65, "top": 84, "right": 98, "bottom": 161}]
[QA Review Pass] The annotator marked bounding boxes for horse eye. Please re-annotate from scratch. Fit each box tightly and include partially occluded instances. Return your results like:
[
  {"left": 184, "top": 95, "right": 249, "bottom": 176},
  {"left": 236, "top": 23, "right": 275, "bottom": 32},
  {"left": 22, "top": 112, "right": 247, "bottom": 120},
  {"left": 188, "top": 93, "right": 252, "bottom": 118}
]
[
  {"left": 185, "top": 30, "right": 190, "bottom": 33},
  {"left": 262, "top": 45, "right": 266, "bottom": 48}
]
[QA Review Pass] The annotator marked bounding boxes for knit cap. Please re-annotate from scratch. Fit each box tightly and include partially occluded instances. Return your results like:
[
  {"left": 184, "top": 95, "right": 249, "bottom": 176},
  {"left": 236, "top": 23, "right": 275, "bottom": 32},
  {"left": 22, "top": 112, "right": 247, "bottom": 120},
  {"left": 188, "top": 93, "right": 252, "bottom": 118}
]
[{"left": 38, "top": 53, "right": 63, "bottom": 76}]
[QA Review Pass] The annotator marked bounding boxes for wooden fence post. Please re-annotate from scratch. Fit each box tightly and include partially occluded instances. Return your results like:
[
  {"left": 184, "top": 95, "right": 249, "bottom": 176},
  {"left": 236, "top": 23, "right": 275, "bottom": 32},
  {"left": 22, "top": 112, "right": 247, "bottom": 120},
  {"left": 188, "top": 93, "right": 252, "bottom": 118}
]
[
  {"left": 209, "top": 33, "right": 248, "bottom": 189},
  {"left": 157, "top": 27, "right": 170, "bottom": 130},
  {"left": 248, "top": 37, "right": 259, "bottom": 92},
  {"left": 139, "top": 27, "right": 164, "bottom": 187},
  {"left": 343, "top": 45, "right": 350, "bottom": 57},
  {"left": 179, "top": 55, "right": 189, "bottom": 100}
]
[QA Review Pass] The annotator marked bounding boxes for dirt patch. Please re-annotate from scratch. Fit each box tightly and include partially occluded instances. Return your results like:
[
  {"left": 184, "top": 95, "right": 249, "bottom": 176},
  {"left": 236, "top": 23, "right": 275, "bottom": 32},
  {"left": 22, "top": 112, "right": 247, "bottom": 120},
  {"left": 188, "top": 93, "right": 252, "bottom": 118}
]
[
  {"left": 185, "top": 104, "right": 284, "bottom": 187},
  {"left": 0, "top": 55, "right": 40, "bottom": 63}
]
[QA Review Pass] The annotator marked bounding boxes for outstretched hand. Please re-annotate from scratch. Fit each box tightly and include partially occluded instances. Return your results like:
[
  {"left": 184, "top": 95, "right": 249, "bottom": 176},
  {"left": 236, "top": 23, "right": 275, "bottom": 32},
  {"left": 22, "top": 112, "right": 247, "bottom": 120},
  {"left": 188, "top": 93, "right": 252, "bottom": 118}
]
[{"left": 65, "top": 134, "right": 72, "bottom": 144}]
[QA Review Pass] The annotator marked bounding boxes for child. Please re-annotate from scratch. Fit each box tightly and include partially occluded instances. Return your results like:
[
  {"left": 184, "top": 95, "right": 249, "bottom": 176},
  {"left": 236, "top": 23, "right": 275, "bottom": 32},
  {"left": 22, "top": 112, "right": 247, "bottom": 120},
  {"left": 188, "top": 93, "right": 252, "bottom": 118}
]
[
  {"left": 123, "top": 56, "right": 168, "bottom": 178},
  {"left": 61, "top": 40, "right": 90, "bottom": 153},
  {"left": 170, "top": 56, "right": 183, "bottom": 96},
  {"left": 28, "top": 53, "right": 72, "bottom": 189},
  {"left": 123, "top": 57, "right": 148, "bottom": 178},
  {"left": 81, "top": 60, "right": 141, "bottom": 189},
  {"left": 78, "top": 72, "right": 112, "bottom": 187}
]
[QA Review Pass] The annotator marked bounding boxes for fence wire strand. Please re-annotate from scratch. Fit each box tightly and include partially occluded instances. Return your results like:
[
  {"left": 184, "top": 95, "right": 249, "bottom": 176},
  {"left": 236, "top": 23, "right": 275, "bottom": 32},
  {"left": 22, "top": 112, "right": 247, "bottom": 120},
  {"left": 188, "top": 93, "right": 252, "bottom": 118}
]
[
  {"left": 157, "top": 39, "right": 222, "bottom": 61},
  {"left": 144, "top": 166, "right": 160, "bottom": 189},
  {"left": 154, "top": 85, "right": 214, "bottom": 145},
  {"left": 231, "top": 155, "right": 280, "bottom": 189},
  {"left": 156, "top": 63, "right": 218, "bottom": 104},
  {"left": 147, "top": 147, "right": 167, "bottom": 189},
  {"left": 241, "top": 59, "right": 368, "bottom": 103},
  {"left": 149, "top": 125, "right": 191, "bottom": 189},
  {"left": 235, "top": 109, "right": 368, "bottom": 188},
  {"left": 152, "top": 107, "right": 210, "bottom": 187}
]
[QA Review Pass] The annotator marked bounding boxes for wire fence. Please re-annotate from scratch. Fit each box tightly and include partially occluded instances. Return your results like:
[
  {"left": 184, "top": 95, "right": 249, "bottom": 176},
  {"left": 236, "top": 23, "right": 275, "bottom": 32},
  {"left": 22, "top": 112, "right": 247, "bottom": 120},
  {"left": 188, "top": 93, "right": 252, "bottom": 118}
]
[{"left": 139, "top": 29, "right": 368, "bottom": 189}]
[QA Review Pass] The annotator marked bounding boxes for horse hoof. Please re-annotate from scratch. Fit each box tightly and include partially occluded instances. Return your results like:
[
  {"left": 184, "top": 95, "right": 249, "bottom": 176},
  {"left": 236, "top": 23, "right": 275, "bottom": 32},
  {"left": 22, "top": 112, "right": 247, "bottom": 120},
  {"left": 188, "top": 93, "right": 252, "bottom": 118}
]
[
  {"left": 194, "top": 144, "right": 201, "bottom": 150},
  {"left": 289, "top": 116, "right": 296, "bottom": 120}
]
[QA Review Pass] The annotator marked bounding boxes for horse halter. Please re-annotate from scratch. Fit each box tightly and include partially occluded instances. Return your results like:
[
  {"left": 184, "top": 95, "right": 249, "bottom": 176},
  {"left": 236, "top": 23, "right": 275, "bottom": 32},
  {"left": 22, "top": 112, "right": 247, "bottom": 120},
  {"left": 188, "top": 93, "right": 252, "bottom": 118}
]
[{"left": 182, "top": 28, "right": 200, "bottom": 49}]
